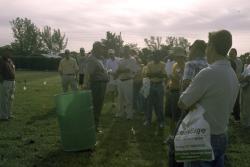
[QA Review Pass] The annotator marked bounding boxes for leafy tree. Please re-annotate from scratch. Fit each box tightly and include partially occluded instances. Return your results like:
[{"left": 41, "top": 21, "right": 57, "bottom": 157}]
[
  {"left": 51, "top": 28, "right": 68, "bottom": 53},
  {"left": 41, "top": 26, "right": 68, "bottom": 54},
  {"left": 144, "top": 36, "right": 162, "bottom": 51},
  {"left": 165, "top": 36, "right": 190, "bottom": 50},
  {"left": 10, "top": 17, "right": 43, "bottom": 56},
  {"left": 101, "top": 31, "right": 124, "bottom": 57}
]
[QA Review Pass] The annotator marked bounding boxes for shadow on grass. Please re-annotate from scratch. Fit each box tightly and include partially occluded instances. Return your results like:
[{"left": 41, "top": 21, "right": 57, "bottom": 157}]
[
  {"left": 133, "top": 114, "right": 167, "bottom": 167},
  {"left": 26, "top": 108, "right": 56, "bottom": 125},
  {"left": 93, "top": 111, "right": 131, "bottom": 166},
  {"left": 34, "top": 149, "right": 93, "bottom": 167}
]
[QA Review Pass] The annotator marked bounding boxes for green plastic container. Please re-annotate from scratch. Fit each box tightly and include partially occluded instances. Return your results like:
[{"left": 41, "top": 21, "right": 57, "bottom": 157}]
[{"left": 55, "top": 90, "right": 96, "bottom": 151}]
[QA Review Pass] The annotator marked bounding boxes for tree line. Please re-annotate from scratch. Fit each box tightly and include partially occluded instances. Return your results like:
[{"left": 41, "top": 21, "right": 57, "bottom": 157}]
[
  {"left": 0, "top": 17, "right": 249, "bottom": 65},
  {"left": 10, "top": 17, "right": 67, "bottom": 56}
]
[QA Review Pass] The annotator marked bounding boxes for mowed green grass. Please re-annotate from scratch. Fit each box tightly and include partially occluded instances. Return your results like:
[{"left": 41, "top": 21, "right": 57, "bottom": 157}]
[{"left": 0, "top": 71, "right": 249, "bottom": 167}]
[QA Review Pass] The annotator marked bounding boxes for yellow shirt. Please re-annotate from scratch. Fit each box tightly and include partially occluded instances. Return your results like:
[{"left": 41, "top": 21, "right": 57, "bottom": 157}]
[
  {"left": 168, "top": 62, "right": 184, "bottom": 90},
  {"left": 146, "top": 61, "right": 166, "bottom": 82},
  {"left": 58, "top": 58, "right": 79, "bottom": 75}
]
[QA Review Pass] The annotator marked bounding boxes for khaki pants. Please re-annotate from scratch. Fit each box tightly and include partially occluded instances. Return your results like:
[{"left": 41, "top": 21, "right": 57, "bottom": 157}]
[
  {"left": 117, "top": 79, "right": 134, "bottom": 119},
  {"left": 61, "top": 75, "right": 78, "bottom": 92},
  {"left": 0, "top": 81, "right": 15, "bottom": 119}
]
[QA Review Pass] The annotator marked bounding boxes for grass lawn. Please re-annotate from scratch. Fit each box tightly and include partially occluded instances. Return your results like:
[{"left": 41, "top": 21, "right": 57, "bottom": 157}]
[{"left": 0, "top": 71, "right": 249, "bottom": 167}]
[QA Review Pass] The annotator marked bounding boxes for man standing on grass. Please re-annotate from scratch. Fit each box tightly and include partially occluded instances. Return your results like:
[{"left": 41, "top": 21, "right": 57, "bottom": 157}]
[
  {"left": 0, "top": 49, "right": 16, "bottom": 121},
  {"left": 167, "top": 47, "right": 186, "bottom": 133},
  {"left": 77, "top": 47, "right": 87, "bottom": 89},
  {"left": 181, "top": 40, "right": 208, "bottom": 91},
  {"left": 178, "top": 30, "right": 239, "bottom": 167},
  {"left": 85, "top": 42, "right": 109, "bottom": 131},
  {"left": 229, "top": 48, "right": 242, "bottom": 122},
  {"left": 58, "top": 49, "right": 79, "bottom": 92},
  {"left": 105, "top": 49, "right": 120, "bottom": 113},
  {"left": 115, "top": 46, "right": 138, "bottom": 120},
  {"left": 144, "top": 51, "right": 167, "bottom": 128}
]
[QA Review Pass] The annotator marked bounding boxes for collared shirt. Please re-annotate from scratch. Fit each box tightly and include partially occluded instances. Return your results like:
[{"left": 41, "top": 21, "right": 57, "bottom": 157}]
[
  {"left": 146, "top": 61, "right": 166, "bottom": 83},
  {"left": 165, "top": 59, "right": 176, "bottom": 77},
  {"left": 58, "top": 57, "right": 79, "bottom": 75},
  {"left": 85, "top": 56, "right": 109, "bottom": 84},
  {"left": 105, "top": 57, "right": 120, "bottom": 73},
  {"left": 0, "top": 58, "right": 15, "bottom": 81},
  {"left": 183, "top": 57, "right": 208, "bottom": 80},
  {"left": 168, "top": 62, "right": 185, "bottom": 90},
  {"left": 117, "top": 57, "right": 138, "bottom": 80},
  {"left": 242, "top": 64, "right": 250, "bottom": 77},
  {"left": 180, "top": 59, "right": 239, "bottom": 135}
]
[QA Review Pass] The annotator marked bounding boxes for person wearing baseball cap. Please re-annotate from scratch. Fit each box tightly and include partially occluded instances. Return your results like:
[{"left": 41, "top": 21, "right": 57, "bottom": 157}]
[{"left": 167, "top": 47, "right": 186, "bottom": 133}]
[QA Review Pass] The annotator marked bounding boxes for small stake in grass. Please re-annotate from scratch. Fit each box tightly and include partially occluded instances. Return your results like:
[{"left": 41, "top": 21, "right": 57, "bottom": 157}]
[
  {"left": 43, "top": 81, "right": 47, "bottom": 85},
  {"left": 23, "top": 80, "right": 27, "bottom": 91},
  {"left": 131, "top": 127, "right": 136, "bottom": 135}
]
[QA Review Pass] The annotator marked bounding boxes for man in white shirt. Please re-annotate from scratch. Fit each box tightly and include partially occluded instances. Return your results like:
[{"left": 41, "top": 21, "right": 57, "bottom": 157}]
[
  {"left": 105, "top": 49, "right": 120, "bottom": 111},
  {"left": 115, "top": 46, "right": 138, "bottom": 120},
  {"left": 178, "top": 30, "right": 239, "bottom": 167},
  {"left": 165, "top": 56, "right": 176, "bottom": 78}
]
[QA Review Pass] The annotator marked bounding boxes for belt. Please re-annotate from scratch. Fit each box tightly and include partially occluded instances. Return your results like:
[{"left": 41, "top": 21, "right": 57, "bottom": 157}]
[
  {"left": 120, "top": 78, "right": 132, "bottom": 81},
  {"left": 63, "top": 74, "right": 75, "bottom": 76}
]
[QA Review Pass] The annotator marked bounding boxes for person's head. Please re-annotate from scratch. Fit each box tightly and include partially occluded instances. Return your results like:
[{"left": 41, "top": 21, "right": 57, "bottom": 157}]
[
  {"left": 171, "top": 47, "right": 186, "bottom": 64},
  {"left": 152, "top": 50, "right": 161, "bottom": 63},
  {"left": 108, "top": 49, "right": 115, "bottom": 59},
  {"left": 189, "top": 40, "right": 207, "bottom": 60},
  {"left": 64, "top": 49, "right": 70, "bottom": 59},
  {"left": 92, "top": 42, "right": 104, "bottom": 59},
  {"left": 80, "top": 48, "right": 85, "bottom": 56},
  {"left": 122, "top": 46, "right": 131, "bottom": 59},
  {"left": 229, "top": 48, "right": 237, "bottom": 59},
  {"left": 2, "top": 49, "right": 12, "bottom": 61},
  {"left": 206, "top": 30, "right": 232, "bottom": 64}
]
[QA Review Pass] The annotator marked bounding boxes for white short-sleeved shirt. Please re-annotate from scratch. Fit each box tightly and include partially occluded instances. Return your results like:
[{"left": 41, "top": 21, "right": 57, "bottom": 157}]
[
  {"left": 180, "top": 59, "right": 239, "bottom": 135},
  {"left": 165, "top": 59, "right": 176, "bottom": 77},
  {"left": 118, "top": 57, "right": 139, "bottom": 80},
  {"left": 105, "top": 57, "right": 120, "bottom": 73}
]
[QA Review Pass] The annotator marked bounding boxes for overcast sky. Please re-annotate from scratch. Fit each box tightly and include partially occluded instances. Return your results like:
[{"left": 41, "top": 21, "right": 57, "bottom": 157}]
[{"left": 1, "top": 0, "right": 250, "bottom": 54}]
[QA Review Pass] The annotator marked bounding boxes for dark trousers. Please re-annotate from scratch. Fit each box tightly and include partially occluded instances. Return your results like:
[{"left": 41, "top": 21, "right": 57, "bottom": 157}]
[
  {"left": 232, "top": 93, "right": 240, "bottom": 121},
  {"left": 146, "top": 82, "right": 164, "bottom": 125},
  {"left": 133, "top": 81, "right": 142, "bottom": 111},
  {"left": 90, "top": 82, "right": 107, "bottom": 129},
  {"left": 168, "top": 90, "right": 181, "bottom": 122}
]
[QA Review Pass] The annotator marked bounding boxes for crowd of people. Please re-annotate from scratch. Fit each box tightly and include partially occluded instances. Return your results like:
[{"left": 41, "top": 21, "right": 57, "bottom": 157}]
[
  {"left": 56, "top": 29, "right": 250, "bottom": 166},
  {"left": 1, "top": 29, "right": 250, "bottom": 166}
]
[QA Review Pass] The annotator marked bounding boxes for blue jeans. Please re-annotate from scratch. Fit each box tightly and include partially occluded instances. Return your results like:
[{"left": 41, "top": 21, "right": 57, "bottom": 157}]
[
  {"left": 146, "top": 82, "right": 164, "bottom": 125},
  {"left": 184, "top": 134, "right": 228, "bottom": 167}
]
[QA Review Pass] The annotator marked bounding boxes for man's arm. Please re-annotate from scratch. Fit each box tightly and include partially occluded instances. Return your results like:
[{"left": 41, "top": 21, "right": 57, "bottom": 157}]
[{"left": 178, "top": 70, "right": 208, "bottom": 110}]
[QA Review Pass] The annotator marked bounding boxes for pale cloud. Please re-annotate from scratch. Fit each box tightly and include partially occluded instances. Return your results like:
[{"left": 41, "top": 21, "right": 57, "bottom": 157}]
[{"left": 0, "top": 0, "right": 250, "bottom": 53}]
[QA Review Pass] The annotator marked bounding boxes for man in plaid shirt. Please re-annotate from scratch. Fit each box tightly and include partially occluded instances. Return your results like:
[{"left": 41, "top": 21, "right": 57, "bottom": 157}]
[{"left": 182, "top": 40, "right": 208, "bottom": 91}]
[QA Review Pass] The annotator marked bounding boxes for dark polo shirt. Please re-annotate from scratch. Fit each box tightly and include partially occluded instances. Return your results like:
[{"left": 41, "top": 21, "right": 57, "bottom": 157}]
[{"left": 0, "top": 58, "right": 15, "bottom": 81}]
